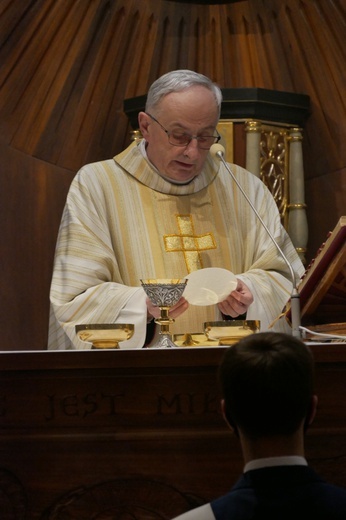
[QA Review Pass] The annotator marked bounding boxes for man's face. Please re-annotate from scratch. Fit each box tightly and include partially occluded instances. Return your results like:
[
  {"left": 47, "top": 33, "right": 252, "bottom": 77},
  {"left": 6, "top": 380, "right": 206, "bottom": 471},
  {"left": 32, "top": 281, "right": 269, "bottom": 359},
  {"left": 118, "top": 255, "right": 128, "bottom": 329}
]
[{"left": 138, "top": 86, "right": 219, "bottom": 183}]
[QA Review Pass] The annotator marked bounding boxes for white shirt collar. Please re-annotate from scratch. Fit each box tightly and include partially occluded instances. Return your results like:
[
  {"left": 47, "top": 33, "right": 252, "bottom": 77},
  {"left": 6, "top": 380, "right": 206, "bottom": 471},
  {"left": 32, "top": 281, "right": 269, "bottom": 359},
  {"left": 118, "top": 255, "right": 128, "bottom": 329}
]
[
  {"left": 244, "top": 456, "right": 308, "bottom": 473},
  {"left": 138, "top": 139, "right": 197, "bottom": 185}
]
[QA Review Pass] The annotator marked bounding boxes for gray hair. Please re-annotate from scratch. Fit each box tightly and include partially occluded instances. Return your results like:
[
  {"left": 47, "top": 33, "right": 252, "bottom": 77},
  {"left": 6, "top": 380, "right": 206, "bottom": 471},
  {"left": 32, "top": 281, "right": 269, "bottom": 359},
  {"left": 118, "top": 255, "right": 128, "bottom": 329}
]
[{"left": 145, "top": 70, "right": 223, "bottom": 117}]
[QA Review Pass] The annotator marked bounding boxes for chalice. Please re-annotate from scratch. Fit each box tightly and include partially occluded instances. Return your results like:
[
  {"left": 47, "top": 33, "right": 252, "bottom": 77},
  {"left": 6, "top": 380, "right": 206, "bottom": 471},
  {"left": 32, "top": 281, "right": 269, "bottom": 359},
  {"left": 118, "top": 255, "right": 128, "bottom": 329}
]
[
  {"left": 76, "top": 324, "right": 134, "bottom": 349},
  {"left": 141, "top": 278, "right": 187, "bottom": 348}
]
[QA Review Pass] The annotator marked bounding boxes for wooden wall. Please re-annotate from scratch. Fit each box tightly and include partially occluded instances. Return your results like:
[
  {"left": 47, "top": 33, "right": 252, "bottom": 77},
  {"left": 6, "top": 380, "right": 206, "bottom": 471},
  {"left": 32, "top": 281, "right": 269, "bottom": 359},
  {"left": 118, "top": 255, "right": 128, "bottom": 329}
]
[{"left": 0, "top": 0, "right": 345, "bottom": 350}]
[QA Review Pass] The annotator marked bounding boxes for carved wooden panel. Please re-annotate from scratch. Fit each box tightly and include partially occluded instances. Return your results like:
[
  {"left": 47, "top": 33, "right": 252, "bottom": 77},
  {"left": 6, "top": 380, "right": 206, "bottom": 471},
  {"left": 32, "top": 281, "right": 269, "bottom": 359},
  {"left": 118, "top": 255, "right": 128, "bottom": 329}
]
[
  {"left": 0, "top": 0, "right": 345, "bottom": 349},
  {"left": 0, "top": 346, "right": 346, "bottom": 519}
]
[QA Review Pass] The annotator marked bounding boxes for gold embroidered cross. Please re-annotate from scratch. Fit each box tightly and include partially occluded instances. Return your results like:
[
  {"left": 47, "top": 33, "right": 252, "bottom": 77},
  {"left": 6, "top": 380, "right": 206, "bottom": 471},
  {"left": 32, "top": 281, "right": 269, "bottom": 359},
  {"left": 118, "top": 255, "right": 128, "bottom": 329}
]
[{"left": 164, "top": 214, "right": 216, "bottom": 273}]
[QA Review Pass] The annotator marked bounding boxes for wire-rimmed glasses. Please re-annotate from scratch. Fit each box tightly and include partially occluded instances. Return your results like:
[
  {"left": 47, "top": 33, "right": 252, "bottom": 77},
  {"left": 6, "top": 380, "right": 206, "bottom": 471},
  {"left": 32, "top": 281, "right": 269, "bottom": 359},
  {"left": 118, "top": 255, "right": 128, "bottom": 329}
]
[{"left": 147, "top": 113, "right": 220, "bottom": 150}]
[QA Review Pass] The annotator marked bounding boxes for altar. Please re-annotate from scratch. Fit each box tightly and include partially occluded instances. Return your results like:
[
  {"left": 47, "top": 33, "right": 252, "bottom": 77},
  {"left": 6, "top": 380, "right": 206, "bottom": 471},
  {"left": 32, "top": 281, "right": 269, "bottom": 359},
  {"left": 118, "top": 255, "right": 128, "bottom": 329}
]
[{"left": 0, "top": 344, "right": 346, "bottom": 519}]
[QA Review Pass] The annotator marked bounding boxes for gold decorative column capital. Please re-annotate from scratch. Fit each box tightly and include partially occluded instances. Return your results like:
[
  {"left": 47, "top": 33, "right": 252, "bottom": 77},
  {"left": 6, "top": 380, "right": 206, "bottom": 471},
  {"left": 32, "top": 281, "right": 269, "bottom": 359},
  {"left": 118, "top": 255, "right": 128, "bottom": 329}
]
[
  {"left": 287, "top": 127, "right": 303, "bottom": 142},
  {"left": 130, "top": 130, "right": 143, "bottom": 142},
  {"left": 245, "top": 120, "right": 262, "bottom": 133}
]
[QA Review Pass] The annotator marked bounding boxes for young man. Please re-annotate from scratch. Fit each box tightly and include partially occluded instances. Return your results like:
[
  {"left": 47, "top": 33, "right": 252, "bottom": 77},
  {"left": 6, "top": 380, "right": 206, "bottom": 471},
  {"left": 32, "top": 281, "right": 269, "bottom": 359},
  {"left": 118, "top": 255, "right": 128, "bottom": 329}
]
[
  {"left": 48, "top": 71, "right": 303, "bottom": 349},
  {"left": 172, "top": 332, "right": 346, "bottom": 519}
]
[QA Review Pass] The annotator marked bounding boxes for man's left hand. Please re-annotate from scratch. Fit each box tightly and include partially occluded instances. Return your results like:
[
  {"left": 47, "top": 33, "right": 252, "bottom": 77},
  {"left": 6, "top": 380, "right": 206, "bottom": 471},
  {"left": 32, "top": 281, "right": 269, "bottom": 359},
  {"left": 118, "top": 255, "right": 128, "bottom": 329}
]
[{"left": 217, "top": 279, "right": 254, "bottom": 318}]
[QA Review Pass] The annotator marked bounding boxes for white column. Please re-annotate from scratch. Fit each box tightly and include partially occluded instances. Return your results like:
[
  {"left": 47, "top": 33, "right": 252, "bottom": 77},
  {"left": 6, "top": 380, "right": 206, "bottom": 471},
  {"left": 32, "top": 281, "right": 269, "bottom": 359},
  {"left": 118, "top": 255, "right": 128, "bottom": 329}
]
[
  {"left": 245, "top": 120, "right": 262, "bottom": 177},
  {"left": 287, "top": 127, "right": 308, "bottom": 264}
]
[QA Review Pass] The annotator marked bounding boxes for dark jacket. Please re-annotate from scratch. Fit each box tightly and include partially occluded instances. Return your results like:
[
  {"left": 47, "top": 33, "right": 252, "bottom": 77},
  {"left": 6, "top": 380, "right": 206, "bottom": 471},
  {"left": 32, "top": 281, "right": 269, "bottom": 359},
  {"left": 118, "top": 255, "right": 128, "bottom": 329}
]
[{"left": 211, "top": 466, "right": 346, "bottom": 520}]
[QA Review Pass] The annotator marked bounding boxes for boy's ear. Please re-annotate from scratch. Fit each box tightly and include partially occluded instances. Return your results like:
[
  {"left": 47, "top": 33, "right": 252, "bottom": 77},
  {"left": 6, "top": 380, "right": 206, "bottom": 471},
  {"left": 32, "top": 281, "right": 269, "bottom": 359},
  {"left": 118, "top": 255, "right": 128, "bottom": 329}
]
[
  {"left": 304, "top": 395, "right": 318, "bottom": 432},
  {"left": 221, "top": 399, "right": 239, "bottom": 437}
]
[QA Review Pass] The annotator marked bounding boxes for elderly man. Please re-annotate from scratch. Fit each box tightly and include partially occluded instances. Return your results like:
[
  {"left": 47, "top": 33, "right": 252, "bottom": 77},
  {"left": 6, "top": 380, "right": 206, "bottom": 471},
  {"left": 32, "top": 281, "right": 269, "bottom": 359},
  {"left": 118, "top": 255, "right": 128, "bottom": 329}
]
[{"left": 49, "top": 70, "right": 303, "bottom": 349}]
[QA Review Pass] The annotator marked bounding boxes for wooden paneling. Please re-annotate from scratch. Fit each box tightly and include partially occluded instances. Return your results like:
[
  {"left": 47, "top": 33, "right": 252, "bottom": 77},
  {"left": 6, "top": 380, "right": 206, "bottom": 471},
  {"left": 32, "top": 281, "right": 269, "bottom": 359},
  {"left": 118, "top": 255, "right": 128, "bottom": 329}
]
[
  {"left": 0, "top": 345, "right": 345, "bottom": 519},
  {"left": 0, "top": 143, "right": 73, "bottom": 349},
  {"left": 0, "top": 0, "right": 345, "bottom": 349}
]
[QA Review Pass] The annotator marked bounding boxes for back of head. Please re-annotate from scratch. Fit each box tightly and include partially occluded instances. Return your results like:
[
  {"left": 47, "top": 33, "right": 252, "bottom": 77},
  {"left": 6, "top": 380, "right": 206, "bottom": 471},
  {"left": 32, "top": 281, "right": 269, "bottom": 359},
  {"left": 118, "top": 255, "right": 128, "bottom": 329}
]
[
  {"left": 145, "top": 69, "right": 222, "bottom": 116},
  {"left": 219, "top": 332, "right": 315, "bottom": 439}
]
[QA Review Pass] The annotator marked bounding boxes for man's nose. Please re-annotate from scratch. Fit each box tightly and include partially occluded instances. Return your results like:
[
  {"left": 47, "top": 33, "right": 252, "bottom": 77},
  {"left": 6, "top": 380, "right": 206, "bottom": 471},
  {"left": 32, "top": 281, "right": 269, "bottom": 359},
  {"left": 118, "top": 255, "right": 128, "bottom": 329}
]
[{"left": 184, "top": 137, "right": 200, "bottom": 158}]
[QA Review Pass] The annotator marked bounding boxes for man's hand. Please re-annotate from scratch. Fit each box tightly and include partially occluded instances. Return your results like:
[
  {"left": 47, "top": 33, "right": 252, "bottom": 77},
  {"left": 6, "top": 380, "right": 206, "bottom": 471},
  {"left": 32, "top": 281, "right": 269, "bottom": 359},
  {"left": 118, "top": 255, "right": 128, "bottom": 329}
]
[
  {"left": 147, "top": 297, "right": 189, "bottom": 321},
  {"left": 217, "top": 279, "right": 254, "bottom": 318}
]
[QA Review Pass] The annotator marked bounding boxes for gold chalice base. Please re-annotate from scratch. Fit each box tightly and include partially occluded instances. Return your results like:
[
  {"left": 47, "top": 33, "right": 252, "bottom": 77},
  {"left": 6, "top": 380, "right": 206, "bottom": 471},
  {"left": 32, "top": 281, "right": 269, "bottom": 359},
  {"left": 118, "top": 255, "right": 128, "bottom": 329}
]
[
  {"left": 75, "top": 324, "right": 134, "bottom": 349},
  {"left": 204, "top": 320, "right": 260, "bottom": 345}
]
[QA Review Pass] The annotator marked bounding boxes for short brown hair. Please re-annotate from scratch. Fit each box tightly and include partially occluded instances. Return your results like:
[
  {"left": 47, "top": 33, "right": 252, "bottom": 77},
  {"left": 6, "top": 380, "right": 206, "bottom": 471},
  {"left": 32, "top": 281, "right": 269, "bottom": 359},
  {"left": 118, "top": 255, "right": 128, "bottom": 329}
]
[{"left": 219, "top": 332, "right": 315, "bottom": 439}]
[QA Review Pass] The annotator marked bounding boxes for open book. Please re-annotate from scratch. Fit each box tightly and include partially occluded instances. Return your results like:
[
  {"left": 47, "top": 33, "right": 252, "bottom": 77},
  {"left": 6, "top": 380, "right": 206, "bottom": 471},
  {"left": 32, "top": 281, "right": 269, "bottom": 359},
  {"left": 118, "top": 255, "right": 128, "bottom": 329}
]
[{"left": 286, "top": 216, "right": 346, "bottom": 329}]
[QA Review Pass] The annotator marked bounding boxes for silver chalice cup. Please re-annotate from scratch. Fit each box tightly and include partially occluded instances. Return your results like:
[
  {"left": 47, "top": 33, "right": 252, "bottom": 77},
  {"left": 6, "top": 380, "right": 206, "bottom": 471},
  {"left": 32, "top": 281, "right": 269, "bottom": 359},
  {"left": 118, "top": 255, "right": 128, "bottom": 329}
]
[{"left": 141, "top": 278, "right": 188, "bottom": 348}]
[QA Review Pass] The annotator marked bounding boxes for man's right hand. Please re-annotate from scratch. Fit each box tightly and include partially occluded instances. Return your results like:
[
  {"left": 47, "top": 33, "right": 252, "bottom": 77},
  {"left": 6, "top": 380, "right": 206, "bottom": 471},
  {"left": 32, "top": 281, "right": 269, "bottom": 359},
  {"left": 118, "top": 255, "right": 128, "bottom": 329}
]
[{"left": 146, "top": 297, "right": 189, "bottom": 321}]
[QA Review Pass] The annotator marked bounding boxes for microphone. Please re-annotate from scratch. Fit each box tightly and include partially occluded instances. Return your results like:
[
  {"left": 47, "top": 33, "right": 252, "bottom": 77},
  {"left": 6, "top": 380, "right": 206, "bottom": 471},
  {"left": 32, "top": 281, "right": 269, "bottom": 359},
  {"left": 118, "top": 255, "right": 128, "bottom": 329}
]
[{"left": 210, "top": 143, "right": 301, "bottom": 338}]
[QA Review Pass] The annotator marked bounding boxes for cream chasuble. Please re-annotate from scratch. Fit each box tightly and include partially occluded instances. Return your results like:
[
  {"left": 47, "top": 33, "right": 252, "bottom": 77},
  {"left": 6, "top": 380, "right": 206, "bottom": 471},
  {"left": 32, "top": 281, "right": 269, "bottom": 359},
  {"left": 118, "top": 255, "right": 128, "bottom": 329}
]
[{"left": 48, "top": 141, "right": 304, "bottom": 349}]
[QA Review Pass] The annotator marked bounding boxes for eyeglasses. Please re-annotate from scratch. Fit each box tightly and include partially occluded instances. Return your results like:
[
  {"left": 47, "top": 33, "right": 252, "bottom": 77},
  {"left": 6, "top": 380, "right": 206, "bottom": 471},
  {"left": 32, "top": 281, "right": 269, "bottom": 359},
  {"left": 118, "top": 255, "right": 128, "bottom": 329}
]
[{"left": 147, "top": 113, "right": 220, "bottom": 150}]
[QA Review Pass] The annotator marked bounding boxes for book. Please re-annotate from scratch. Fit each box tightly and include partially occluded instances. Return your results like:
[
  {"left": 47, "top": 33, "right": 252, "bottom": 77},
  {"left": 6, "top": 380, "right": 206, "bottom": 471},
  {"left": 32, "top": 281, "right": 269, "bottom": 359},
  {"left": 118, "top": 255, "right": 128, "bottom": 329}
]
[{"left": 286, "top": 216, "right": 346, "bottom": 326}]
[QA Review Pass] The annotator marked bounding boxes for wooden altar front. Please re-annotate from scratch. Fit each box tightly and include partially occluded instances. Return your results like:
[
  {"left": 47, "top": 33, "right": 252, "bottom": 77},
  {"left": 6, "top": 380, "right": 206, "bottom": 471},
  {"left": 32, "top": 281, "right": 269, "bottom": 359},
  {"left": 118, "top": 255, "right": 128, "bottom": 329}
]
[{"left": 0, "top": 345, "right": 345, "bottom": 519}]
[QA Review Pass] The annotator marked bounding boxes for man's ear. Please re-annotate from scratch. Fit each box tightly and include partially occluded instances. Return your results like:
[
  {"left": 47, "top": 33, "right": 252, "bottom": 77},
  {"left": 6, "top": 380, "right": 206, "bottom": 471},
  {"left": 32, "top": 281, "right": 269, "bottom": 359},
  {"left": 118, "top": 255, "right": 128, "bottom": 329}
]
[
  {"left": 138, "top": 112, "right": 150, "bottom": 140},
  {"left": 221, "top": 399, "right": 227, "bottom": 422},
  {"left": 221, "top": 399, "right": 238, "bottom": 436},
  {"left": 307, "top": 395, "right": 318, "bottom": 426},
  {"left": 304, "top": 394, "right": 318, "bottom": 432}
]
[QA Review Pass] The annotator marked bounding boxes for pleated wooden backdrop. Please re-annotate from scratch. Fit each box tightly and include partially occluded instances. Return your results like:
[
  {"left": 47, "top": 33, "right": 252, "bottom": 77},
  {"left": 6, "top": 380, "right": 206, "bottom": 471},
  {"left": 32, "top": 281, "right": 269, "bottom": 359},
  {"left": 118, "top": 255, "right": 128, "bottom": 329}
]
[{"left": 0, "top": 0, "right": 345, "bottom": 350}]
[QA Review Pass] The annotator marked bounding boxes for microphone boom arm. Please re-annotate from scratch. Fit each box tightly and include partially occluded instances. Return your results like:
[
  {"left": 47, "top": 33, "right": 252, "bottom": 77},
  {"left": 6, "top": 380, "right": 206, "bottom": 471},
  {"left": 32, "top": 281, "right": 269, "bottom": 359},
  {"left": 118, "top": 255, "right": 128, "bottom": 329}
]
[{"left": 210, "top": 144, "right": 301, "bottom": 338}]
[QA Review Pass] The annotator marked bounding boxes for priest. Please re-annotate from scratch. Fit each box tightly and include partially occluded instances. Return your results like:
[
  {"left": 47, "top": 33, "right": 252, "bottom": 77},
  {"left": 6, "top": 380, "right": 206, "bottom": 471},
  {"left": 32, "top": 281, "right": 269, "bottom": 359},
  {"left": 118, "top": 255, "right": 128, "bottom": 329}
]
[{"left": 48, "top": 69, "right": 304, "bottom": 349}]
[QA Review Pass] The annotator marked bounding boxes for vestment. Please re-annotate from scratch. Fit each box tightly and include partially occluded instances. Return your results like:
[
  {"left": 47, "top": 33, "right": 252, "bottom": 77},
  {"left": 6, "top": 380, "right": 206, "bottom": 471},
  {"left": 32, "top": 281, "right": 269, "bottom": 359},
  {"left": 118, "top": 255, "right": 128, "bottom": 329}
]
[
  {"left": 172, "top": 465, "right": 346, "bottom": 519},
  {"left": 48, "top": 140, "right": 304, "bottom": 349}
]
